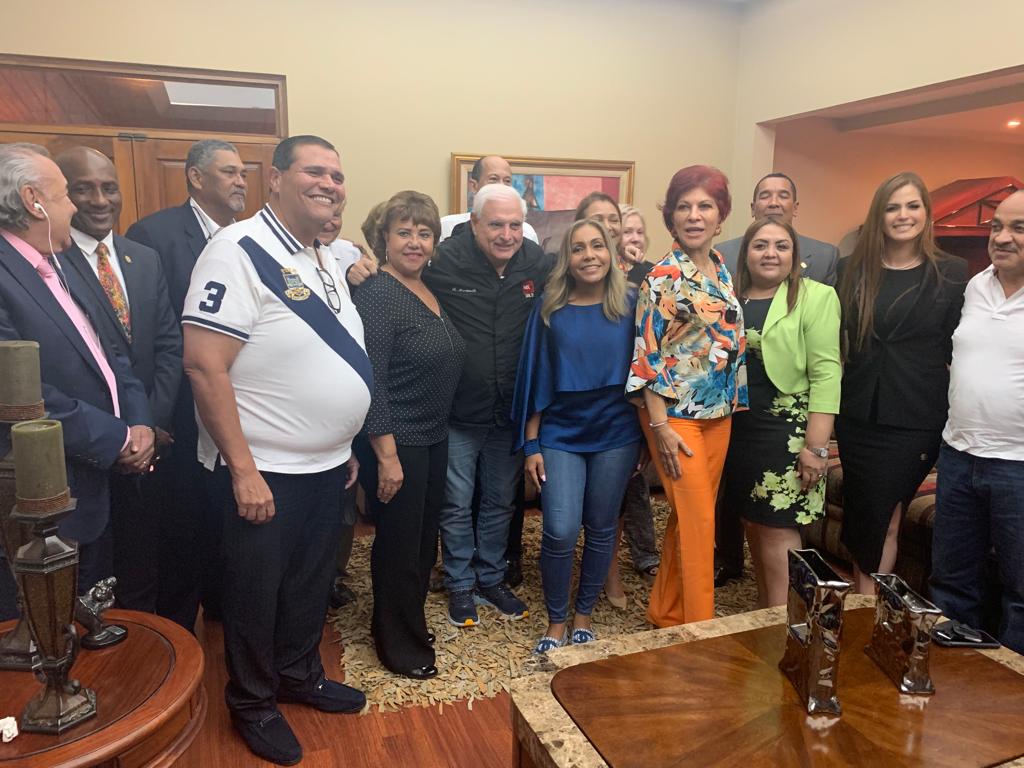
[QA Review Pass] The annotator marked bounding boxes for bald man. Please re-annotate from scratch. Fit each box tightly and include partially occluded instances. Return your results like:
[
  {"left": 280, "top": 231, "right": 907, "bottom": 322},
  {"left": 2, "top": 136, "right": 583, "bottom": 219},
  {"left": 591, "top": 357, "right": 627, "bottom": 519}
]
[
  {"left": 56, "top": 146, "right": 182, "bottom": 612},
  {"left": 440, "top": 155, "right": 540, "bottom": 243}
]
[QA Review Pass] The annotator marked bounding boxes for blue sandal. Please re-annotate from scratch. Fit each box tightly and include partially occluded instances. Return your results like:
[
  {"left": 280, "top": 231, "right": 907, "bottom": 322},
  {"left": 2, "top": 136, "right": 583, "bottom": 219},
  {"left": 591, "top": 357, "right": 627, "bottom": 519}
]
[
  {"left": 533, "top": 632, "right": 569, "bottom": 654},
  {"left": 571, "top": 627, "right": 596, "bottom": 645}
]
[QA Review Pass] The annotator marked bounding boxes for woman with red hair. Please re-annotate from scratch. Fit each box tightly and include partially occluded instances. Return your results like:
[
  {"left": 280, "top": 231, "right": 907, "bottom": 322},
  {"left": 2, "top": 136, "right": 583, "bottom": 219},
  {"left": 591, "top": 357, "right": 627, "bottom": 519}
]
[{"left": 626, "top": 165, "right": 747, "bottom": 626}]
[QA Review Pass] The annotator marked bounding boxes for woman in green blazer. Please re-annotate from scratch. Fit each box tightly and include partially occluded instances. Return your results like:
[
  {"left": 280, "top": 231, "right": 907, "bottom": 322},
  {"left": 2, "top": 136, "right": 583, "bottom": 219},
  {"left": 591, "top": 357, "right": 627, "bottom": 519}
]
[{"left": 722, "top": 216, "right": 841, "bottom": 607}]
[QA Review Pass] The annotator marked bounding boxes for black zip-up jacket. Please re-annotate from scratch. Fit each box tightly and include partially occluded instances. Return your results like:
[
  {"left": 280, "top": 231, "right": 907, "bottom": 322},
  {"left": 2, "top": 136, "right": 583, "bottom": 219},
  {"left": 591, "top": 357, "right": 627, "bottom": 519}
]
[{"left": 424, "top": 226, "right": 553, "bottom": 428}]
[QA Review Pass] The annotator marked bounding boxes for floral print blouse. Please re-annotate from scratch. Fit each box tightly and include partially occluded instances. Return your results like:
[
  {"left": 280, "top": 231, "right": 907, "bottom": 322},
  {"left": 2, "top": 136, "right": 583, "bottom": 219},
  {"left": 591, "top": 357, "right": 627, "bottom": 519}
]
[{"left": 626, "top": 246, "right": 747, "bottom": 419}]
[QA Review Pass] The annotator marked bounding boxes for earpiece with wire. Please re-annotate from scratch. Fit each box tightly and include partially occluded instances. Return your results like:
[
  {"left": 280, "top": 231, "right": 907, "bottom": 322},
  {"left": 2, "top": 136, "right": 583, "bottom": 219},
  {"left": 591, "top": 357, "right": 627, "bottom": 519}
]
[{"left": 32, "top": 201, "right": 56, "bottom": 257}]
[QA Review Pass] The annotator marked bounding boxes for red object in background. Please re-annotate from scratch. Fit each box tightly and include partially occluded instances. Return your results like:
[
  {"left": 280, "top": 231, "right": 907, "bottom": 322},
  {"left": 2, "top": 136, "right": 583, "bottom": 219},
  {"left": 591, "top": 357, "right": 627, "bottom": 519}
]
[{"left": 931, "top": 176, "right": 1023, "bottom": 275}]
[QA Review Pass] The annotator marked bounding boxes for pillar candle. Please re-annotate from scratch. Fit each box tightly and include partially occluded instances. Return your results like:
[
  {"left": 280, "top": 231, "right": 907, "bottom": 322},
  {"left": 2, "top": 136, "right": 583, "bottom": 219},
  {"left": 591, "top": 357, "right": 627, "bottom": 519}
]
[
  {"left": 0, "top": 341, "right": 42, "bottom": 408},
  {"left": 11, "top": 420, "right": 67, "bottom": 503}
]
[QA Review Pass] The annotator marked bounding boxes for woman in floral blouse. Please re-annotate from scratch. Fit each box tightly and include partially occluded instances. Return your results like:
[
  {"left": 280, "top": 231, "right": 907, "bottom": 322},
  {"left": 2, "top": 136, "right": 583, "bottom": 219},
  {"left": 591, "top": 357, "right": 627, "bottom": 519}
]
[
  {"left": 721, "top": 217, "right": 841, "bottom": 608},
  {"left": 626, "top": 165, "right": 747, "bottom": 626}
]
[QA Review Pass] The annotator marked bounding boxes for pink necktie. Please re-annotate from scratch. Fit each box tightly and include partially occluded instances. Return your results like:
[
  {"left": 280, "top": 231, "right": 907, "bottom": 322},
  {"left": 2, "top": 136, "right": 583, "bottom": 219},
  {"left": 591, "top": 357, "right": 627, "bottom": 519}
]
[{"left": 35, "top": 255, "right": 121, "bottom": 418}]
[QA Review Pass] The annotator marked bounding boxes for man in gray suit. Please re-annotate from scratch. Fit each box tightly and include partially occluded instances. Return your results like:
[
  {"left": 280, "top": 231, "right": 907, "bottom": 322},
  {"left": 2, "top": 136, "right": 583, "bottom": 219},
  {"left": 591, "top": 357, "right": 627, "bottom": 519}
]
[
  {"left": 714, "top": 172, "right": 840, "bottom": 587},
  {"left": 715, "top": 172, "right": 839, "bottom": 286}
]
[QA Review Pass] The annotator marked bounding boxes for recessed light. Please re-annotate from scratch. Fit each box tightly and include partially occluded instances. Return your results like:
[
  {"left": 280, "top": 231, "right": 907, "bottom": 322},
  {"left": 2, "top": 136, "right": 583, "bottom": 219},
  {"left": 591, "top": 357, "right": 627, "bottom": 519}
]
[{"left": 1008, "top": 119, "right": 1022, "bottom": 128}]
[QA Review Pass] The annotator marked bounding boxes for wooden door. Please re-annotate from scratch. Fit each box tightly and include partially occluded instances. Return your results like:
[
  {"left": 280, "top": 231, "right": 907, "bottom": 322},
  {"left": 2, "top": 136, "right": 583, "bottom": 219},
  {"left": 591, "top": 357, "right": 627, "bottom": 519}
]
[
  {"left": 130, "top": 138, "right": 275, "bottom": 223},
  {"left": 0, "top": 128, "right": 138, "bottom": 233}
]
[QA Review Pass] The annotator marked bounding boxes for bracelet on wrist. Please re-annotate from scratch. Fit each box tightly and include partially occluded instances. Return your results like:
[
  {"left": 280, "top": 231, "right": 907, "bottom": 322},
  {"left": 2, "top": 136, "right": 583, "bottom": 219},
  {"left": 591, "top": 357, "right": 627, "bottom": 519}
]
[
  {"left": 649, "top": 420, "right": 668, "bottom": 429},
  {"left": 523, "top": 439, "right": 541, "bottom": 457}
]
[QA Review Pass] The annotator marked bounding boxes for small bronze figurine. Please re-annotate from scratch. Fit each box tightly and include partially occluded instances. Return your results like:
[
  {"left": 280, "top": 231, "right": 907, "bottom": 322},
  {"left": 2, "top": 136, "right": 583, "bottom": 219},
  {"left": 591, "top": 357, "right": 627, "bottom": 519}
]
[
  {"left": 865, "top": 573, "right": 942, "bottom": 695},
  {"left": 75, "top": 577, "right": 127, "bottom": 650},
  {"left": 779, "top": 548, "right": 851, "bottom": 716}
]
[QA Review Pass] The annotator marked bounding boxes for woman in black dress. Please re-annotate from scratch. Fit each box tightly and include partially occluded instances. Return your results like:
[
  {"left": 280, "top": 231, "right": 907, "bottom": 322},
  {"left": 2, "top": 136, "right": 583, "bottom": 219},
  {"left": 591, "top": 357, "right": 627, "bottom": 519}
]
[
  {"left": 722, "top": 217, "right": 841, "bottom": 607},
  {"left": 836, "top": 172, "right": 968, "bottom": 593},
  {"left": 352, "top": 191, "right": 467, "bottom": 678}
]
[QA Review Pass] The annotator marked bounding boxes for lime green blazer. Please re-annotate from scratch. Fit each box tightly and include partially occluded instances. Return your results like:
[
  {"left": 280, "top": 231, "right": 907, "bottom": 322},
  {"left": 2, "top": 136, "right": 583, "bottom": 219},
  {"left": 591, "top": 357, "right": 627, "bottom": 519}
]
[{"left": 758, "top": 278, "right": 841, "bottom": 414}]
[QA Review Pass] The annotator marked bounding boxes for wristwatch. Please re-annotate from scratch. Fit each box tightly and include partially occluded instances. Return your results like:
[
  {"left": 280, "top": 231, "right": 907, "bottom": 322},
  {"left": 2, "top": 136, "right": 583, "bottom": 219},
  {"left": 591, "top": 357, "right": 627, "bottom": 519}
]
[{"left": 805, "top": 445, "right": 829, "bottom": 459}]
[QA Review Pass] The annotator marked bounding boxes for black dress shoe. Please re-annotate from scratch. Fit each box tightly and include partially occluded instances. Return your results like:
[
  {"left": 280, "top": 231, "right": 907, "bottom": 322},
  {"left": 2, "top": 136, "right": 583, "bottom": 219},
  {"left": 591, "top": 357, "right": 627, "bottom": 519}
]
[
  {"left": 714, "top": 565, "right": 743, "bottom": 588},
  {"left": 505, "top": 558, "right": 523, "bottom": 588},
  {"left": 278, "top": 678, "right": 366, "bottom": 713},
  {"left": 231, "top": 711, "right": 302, "bottom": 766},
  {"left": 329, "top": 578, "right": 356, "bottom": 609},
  {"left": 404, "top": 664, "right": 438, "bottom": 680}
]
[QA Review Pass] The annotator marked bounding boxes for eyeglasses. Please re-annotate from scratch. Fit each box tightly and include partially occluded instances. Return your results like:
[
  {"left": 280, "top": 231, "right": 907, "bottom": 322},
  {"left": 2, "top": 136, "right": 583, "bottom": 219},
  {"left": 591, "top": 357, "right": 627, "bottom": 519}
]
[{"left": 315, "top": 264, "right": 342, "bottom": 314}]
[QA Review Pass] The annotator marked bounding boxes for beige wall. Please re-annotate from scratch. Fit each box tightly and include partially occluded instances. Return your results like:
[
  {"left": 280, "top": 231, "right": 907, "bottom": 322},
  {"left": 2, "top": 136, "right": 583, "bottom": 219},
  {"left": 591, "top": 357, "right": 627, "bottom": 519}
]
[
  {"left": 729, "top": 0, "right": 1024, "bottom": 238},
  {"left": 5, "top": 0, "right": 1024, "bottom": 252},
  {"left": 0, "top": 0, "right": 742, "bottom": 257},
  {"left": 772, "top": 118, "right": 1024, "bottom": 247}
]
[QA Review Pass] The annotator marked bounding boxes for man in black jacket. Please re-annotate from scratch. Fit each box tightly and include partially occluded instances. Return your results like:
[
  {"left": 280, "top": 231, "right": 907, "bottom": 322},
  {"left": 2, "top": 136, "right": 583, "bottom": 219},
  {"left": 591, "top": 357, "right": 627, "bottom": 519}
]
[
  {"left": 424, "top": 184, "right": 552, "bottom": 627},
  {"left": 124, "top": 139, "right": 248, "bottom": 629}
]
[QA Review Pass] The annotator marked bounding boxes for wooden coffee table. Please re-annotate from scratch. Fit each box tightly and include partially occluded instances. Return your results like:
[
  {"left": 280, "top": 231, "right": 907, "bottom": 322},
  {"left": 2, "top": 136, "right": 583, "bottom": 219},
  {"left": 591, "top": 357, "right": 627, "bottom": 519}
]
[
  {"left": 0, "top": 610, "right": 205, "bottom": 767},
  {"left": 510, "top": 595, "right": 1024, "bottom": 768}
]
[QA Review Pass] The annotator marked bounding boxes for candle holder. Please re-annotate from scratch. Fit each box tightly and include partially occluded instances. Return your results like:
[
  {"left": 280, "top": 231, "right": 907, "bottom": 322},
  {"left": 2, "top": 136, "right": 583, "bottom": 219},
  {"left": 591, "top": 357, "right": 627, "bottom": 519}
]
[
  {"left": 0, "top": 438, "right": 37, "bottom": 670},
  {"left": 865, "top": 573, "right": 943, "bottom": 695},
  {"left": 779, "top": 548, "right": 851, "bottom": 716},
  {"left": 10, "top": 419, "right": 96, "bottom": 734},
  {"left": 0, "top": 345, "right": 47, "bottom": 673}
]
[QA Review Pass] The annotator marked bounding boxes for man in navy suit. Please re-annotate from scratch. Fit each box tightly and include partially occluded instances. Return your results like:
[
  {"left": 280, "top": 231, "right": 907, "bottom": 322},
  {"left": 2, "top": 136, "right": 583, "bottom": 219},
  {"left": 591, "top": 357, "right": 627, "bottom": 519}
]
[
  {"left": 56, "top": 146, "right": 182, "bottom": 612},
  {"left": 0, "top": 143, "right": 153, "bottom": 620},
  {"left": 125, "top": 139, "right": 247, "bottom": 629}
]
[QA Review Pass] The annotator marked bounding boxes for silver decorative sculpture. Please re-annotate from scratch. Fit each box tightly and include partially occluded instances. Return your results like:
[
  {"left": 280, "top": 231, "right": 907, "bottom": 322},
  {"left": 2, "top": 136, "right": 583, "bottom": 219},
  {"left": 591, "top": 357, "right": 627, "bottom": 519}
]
[
  {"left": 779, "top": 548, "right": 851, "bottom": 716},
  {"left": 75, "top": 577, "right": 127, "bottom": 649},
  {"left": 865, "top": 573, "right": 942, "bottom": 695}
]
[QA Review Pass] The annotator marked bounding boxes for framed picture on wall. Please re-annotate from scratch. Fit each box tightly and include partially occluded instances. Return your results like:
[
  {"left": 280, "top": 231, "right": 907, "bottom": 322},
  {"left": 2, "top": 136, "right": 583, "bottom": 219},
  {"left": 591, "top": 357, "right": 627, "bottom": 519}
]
[{"left": 449, "top": 153, "right": 635, "bottom": 253}]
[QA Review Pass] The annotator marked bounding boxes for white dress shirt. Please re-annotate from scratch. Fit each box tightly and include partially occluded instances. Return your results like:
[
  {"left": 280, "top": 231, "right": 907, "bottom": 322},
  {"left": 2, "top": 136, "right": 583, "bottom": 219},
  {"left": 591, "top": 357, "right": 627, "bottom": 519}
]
[
  {"left": 70, "top": 228, "right": 129, "bottom": 309},
  {"left": 943, "top": 265, "right": 1024, "bottom": 461},
  {"left": 190, "top": 198, "right": 229, "bottom": 242}
]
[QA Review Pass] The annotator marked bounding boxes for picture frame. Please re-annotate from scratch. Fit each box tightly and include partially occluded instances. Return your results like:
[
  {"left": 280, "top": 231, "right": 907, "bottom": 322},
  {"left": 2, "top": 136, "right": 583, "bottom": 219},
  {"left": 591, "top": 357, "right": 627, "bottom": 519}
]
[{"left": 449, "top": 153, "right": 636, "bottom": 252}]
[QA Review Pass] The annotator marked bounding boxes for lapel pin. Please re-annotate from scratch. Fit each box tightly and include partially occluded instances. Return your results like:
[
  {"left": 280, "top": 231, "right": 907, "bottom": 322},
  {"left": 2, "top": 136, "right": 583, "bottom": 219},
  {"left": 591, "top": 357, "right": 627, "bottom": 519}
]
[{"left": 124, "top": 253, "right": 132, "bottom": 264}]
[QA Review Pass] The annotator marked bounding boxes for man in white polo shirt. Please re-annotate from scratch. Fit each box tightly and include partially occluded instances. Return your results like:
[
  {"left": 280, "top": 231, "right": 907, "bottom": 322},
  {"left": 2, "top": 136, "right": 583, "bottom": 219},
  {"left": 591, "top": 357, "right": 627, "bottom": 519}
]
[
  {"left": 931, "top": 190, "right": 1024, "bottom": 655},
  {"left": 182, "top": 135, "right": 371, "bottom": 766}
]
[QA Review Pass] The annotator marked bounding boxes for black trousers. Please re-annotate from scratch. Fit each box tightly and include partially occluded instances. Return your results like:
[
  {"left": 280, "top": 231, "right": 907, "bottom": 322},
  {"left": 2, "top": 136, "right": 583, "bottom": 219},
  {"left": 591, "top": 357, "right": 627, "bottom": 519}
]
[
  {"left": 156, "top": 385, "right": 223, "bottom": 631},
  {"left": 714, "top": 482, "right": 746, "bottom": 574},
  {"left": 359, "top": 439, "right": 446, "bottom": 673},
  {"left": 110, "top": 470, "right": 161, "bottom": 612},
  {"left": 215, "top": 463, "right": 345, "bottom": 718}
]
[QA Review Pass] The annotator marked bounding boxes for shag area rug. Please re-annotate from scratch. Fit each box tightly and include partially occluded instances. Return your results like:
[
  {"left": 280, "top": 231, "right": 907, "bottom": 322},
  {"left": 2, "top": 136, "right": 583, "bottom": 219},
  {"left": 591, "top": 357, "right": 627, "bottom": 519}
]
[{"left": 330, "top": 500, "right": 758, "bottom": 713}]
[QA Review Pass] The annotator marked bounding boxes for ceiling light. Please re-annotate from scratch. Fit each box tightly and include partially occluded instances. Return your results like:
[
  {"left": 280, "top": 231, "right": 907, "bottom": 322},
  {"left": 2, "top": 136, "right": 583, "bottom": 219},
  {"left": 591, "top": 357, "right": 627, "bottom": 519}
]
[{"left": 1008, "top": 119, "right": 1022, "bottom": 128}]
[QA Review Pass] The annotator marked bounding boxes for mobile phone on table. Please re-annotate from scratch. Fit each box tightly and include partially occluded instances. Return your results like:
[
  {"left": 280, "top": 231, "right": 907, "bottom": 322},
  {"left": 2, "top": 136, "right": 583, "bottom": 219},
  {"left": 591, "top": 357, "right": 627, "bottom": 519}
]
[{"left": 931, "top": 619, "right": 1000, "bottom": 649}]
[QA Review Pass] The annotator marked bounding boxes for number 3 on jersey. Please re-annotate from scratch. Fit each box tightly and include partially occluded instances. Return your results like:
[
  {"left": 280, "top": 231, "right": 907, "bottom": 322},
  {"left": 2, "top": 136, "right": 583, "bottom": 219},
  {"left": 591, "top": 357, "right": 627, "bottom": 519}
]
[{"left": 199, "top": 281, "right": 227, "bottom": 314}]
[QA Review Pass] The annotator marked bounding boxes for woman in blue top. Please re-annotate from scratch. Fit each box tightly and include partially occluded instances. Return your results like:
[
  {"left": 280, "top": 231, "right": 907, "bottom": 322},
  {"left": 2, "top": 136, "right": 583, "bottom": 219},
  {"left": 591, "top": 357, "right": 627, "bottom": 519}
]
[{"left": 513, "top": 218, "right": 643, "bottom": 653}]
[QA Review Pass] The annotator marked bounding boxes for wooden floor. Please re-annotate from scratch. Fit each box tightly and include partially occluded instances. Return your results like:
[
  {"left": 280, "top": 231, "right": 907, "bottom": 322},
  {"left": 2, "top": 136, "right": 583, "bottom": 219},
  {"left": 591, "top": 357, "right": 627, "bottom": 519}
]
[{"left": 176, "top": 614, "right": 514, "bottom": 768}]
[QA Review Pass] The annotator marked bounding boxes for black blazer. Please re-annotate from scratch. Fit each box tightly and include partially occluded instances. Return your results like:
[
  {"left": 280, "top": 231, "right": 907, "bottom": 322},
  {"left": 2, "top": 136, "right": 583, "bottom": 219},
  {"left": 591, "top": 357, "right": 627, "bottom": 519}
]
[
  {"left": 59, "top": 235, "right": 182, "bottom": 430},
  {"left": 837, "top": 254, "right": 968, "bottom": 431},
  {"left": 125, "top": 201, "right": 207, "bottom": 320},
  {"left": 0, "top": 235, "right": 152, "bottom": 543}
]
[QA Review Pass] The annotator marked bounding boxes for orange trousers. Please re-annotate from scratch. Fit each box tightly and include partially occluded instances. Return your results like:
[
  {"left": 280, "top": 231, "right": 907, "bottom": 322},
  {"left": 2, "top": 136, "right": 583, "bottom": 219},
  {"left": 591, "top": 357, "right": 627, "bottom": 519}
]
[{"left": 642, "top": 415, "right": 732, "bottom": 627}]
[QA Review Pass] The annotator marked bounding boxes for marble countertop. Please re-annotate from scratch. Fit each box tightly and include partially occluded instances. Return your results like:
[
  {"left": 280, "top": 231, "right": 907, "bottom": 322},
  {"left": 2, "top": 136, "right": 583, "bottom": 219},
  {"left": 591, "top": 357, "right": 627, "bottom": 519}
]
[{"left": 509, "top": 595, "right": 1024, "bottom": 768}]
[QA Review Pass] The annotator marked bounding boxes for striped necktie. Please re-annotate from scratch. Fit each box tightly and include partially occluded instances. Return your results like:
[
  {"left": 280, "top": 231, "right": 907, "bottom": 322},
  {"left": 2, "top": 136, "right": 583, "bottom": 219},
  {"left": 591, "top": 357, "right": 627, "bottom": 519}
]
[{"left": 95, "top": 242, "right": 131, "bottom": 341}]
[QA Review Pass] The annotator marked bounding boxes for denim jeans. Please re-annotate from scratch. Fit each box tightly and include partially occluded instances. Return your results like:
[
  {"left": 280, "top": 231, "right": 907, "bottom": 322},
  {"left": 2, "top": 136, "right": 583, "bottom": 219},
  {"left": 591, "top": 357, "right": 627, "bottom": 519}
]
[
  {"left": 440, "top": 423, "right": 522, "bottom": 591},
  {"left": 931, "top": 443, "right": 1024, "bottom": 654},
  {"left": 540, "top": 442, "right": 640, "bottom": 623}
]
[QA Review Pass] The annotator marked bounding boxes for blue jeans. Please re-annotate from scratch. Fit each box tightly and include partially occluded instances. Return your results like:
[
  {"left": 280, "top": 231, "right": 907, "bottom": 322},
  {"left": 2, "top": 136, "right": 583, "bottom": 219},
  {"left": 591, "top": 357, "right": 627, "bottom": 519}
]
[
  {"left": 440, "top": 424, "right": 522, "bottom": 591},
  {"left": 540, "top": 442, "right": 640, "bottom": 623},
  {"left": 931, "top": 443, "right": 1024, "bottom": 654}
]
